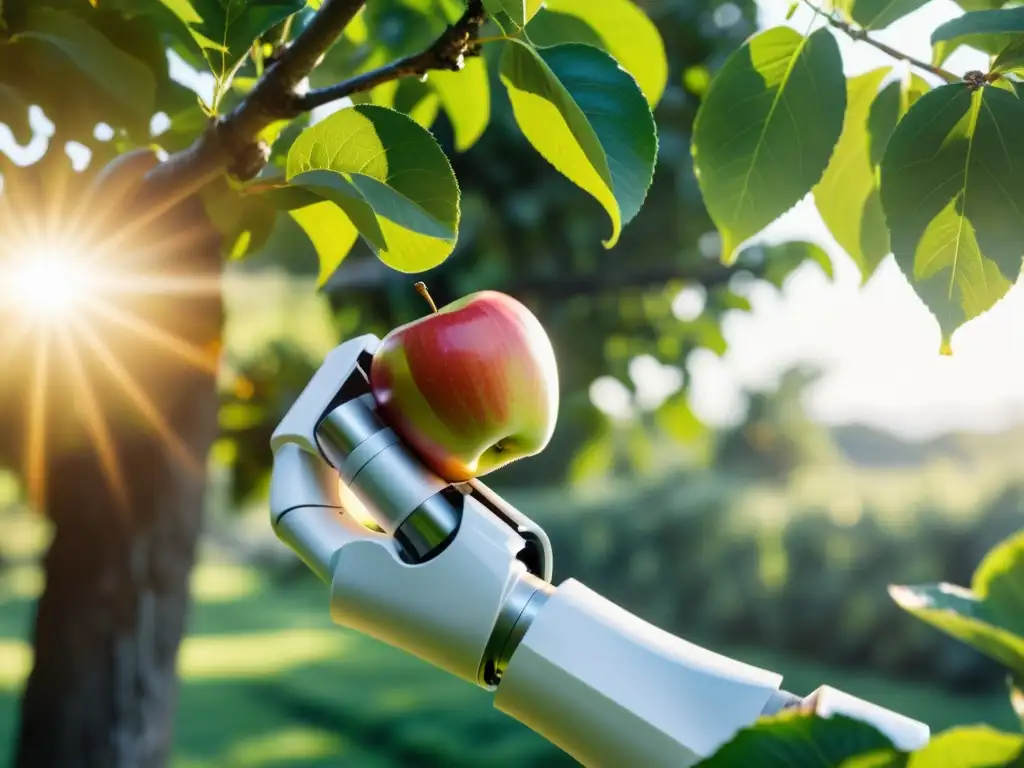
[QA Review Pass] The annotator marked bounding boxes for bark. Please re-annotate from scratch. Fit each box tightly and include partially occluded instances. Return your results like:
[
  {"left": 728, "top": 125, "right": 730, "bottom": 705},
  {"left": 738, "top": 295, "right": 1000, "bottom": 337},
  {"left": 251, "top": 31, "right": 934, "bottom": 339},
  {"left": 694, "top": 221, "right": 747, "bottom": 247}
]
[{"left": 12, "top": 195, "right": 223, "bottom": 768}]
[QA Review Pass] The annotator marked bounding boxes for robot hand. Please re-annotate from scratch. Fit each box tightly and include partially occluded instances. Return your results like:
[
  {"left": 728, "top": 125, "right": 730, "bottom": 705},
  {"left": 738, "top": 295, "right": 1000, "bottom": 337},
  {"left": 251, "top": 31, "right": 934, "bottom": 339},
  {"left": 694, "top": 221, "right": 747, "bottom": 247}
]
[{"left": 269, "top": 335, "right": 930, "bottom": 767}]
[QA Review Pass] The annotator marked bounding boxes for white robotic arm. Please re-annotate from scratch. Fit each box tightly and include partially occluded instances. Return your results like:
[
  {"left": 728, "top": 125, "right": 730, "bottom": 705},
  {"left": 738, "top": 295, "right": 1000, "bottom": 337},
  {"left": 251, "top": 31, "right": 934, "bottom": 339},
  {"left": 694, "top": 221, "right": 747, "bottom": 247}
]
[{"left": 269, "top": 335, "right": 930, "bottom": 767}]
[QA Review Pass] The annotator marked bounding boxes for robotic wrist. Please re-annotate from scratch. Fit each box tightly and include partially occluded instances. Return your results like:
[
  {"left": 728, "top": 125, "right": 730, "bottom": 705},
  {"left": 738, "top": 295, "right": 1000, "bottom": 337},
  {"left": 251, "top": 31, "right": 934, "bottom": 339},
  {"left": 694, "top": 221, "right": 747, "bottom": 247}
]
[{"left": 269, "top": 334, "right": 553, "bottom": 688}]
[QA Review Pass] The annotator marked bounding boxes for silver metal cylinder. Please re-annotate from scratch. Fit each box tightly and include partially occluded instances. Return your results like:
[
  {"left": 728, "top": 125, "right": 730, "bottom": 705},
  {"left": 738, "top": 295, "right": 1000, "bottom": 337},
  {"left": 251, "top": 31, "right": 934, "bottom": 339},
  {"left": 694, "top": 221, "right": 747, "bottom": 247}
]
[
  {"left": 480, "top": 572, "right": 555, "bottom": 687},
  {"left": 394, "top": 491, "right": 463, "bottom": 561},
  {"left": 315, "top": 396, "right": 462, "bottom": 562},
  {"left": 317, "top": 395, "right": 385, "bottom": 466}
]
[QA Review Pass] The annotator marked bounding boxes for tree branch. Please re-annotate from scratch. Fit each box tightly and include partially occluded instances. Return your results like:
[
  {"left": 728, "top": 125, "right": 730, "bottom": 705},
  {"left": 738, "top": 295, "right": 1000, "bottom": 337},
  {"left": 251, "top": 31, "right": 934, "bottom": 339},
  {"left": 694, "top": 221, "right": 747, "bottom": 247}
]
[
  {"left": 801, "top": 0, "right": 959, "bottom": 83},
  {"left": 137, "top": 0, "right": 489, "bottom": 222},
  {"left": 136, "top": 0, "right": 368, "bottom": 216},
  {"left": 293, "top": 0, "right": 487, "bottom": 112}
]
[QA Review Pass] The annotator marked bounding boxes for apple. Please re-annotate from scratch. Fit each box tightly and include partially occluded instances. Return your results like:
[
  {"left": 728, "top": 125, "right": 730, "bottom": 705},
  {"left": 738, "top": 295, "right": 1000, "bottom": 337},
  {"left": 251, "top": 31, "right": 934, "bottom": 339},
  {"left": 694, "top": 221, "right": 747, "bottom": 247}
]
[{"left": 369, "top": 288, "right": 559, "bottom": 482}]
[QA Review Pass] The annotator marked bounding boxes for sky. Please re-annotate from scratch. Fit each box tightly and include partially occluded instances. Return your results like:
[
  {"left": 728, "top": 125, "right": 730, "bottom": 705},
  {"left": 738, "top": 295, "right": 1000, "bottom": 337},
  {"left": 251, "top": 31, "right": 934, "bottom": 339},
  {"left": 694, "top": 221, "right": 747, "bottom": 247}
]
[{"left": 1, "top": 1, "right": 1022, "bottom": 440}]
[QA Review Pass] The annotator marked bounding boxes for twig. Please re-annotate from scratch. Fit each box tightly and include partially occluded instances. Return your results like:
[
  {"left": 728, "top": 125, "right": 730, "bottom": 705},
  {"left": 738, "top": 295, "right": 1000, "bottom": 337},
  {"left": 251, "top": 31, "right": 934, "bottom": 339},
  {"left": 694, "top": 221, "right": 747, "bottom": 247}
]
[
  {"left": 136, "top": 0, "right": 486, "bottom": 219},
  {"left": 138, "top": 0, "right": 368, "bottom": 211},
  {"left": 292, "top": 0, "right": 487, "bottom": 112},
  {"left": 800, "top": 0, "right": 959, "bottom": 83}
]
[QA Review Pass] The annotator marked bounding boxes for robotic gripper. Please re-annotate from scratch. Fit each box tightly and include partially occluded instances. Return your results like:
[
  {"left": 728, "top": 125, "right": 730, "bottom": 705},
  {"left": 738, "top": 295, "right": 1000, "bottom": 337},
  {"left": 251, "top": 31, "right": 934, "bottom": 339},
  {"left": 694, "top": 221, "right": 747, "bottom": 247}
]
[{"left": 268, "top": 334, "right": 931, "bottom": 766}]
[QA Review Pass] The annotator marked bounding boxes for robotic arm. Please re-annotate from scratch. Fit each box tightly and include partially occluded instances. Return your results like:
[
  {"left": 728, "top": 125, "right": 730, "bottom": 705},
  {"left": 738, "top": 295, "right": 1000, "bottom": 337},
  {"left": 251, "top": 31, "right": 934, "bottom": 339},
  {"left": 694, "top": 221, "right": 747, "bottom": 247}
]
[{"left": 269, "top": 335, "right": 931, "bottom": 767}]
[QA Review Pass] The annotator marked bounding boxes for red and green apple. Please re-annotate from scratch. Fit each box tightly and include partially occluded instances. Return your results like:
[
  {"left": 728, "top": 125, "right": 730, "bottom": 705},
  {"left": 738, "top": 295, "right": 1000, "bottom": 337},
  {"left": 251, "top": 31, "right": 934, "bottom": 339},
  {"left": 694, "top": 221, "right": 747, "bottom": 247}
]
[{"left": 369, "top": 289, "right": 559, "bottom": 482}]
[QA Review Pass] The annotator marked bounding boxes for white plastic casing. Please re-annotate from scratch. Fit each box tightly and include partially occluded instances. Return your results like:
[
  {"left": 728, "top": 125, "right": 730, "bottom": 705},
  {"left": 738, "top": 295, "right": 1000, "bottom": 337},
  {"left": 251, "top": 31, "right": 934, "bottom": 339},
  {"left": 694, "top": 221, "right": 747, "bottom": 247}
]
[
  {"left": 800, "top": 685, "right": 930, "bottom": 751},
  {"left": 271, "top": 333, "right": 379, "bottom": 455},
  {"left": 329, "top": 494, "right": 529, "bottom": 686},
  {"left": 494, "top": 579, "right": 784, "bottom": 767}
]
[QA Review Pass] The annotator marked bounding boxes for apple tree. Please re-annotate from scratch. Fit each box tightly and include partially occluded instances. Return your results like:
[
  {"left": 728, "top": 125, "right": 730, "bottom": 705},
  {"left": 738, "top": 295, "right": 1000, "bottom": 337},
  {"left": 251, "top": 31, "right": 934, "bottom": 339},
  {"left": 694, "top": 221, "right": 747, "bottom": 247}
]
[{"left": 1, "top": 0, "right": 1023, "bottom": 766}]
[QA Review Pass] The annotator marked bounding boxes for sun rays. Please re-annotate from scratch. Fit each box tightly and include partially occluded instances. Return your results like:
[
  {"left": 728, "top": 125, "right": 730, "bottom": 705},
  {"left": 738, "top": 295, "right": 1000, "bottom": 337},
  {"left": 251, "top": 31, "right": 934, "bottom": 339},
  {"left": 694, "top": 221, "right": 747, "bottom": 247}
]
[{"left": 0, "top": 158, "right": 222, "bottom": 514}]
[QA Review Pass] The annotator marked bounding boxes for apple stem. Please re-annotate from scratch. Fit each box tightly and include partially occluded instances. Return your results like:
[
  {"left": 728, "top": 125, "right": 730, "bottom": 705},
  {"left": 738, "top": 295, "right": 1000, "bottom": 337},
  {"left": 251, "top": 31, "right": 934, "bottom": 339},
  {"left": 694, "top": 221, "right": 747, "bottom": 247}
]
[{"left": 414, "top": 282, "right": 439, "bottom": 314}]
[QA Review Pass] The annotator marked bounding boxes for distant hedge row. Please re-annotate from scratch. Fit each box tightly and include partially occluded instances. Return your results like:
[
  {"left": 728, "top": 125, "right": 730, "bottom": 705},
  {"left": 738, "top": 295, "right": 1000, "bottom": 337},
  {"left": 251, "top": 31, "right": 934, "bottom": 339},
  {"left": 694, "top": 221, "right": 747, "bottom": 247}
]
[{"left": 516, "top": 475, "right": 1024, "bottom": 693}]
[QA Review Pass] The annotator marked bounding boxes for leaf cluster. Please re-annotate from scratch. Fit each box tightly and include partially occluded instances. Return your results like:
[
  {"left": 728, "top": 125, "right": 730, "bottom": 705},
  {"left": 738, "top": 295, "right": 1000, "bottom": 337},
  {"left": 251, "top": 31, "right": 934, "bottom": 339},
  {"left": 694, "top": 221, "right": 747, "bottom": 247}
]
[{"left": 691, "top": 3, "right": 1024, "bottom": 351}]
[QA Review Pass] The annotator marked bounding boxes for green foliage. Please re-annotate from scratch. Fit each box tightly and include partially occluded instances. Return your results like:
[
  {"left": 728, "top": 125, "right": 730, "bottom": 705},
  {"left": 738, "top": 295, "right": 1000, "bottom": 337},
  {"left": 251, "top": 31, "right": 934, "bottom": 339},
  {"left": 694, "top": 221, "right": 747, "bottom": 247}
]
[
  {"left": 992, "top": 38, "right": 1024, "bottom": 74},
  {"left": 737, "top": 241, "right": 835, "bottom": 287},
  {"left": 499, "top": 39, "right": 657, "bottom": 249},
  {"left": 11, "top": 6, "right": 155, "bottom": 124},
  {"left": 159, "top": 0, "right": 305, "bottom": 104},
  {"left": 703, "top": 717, "right": 1024, "bottom": 767},
  {"left": 836, "top": 0, "right": 931, "bottom": 32},
  {"left": 284, "top": 103, "right": 461, "bottom": 275},
  {"left": 691, "top": 27, "right": 846, "bottom": 264},
  {"left": 694, "top": 713, "right": 901, "bottom": 767},
  {"left": 525, "top": 0, "right": 668, "bottom": 106},
  {"left": 879, "top": 84, "right": 1024, "bottom": 351},
  {"left": 481, "top": 0, "right": 538, "bottom": 31},
  {"left": 699, "top": 517, "right": 1024, "bottom": 763},
  {"left": 428, "top": 57, "right": 489, "bottom": 152},
  {"left": 906, "top": 728, "right": 1024, "bottom": 766},
  {"left": 891, "top": 531, "right": 1024, "bottom": 675},
  {"left": 931, "top": 8, "right": 1024, "bottom": 65},
  {"left": 813, "top": 69, "right": 904, "bottom": 282}
]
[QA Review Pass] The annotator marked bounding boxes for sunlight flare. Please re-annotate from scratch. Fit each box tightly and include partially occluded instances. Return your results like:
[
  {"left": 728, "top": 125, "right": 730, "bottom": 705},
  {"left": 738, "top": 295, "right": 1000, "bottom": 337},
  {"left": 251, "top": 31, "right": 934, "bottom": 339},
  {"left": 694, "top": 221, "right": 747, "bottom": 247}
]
[
  {"left": 0, "top": 182, "right": 223, "bottom": 511},
  {"left": 75, "top": 321, "right": 202, "bottom": 474},
  {"left": 23, "top": 330, "right": 50, "bottom": 511},
  {"left": 57, "top": 326, "right": 130, "bottom": 511},
  {"left": 3, "top": 246, "right": 97, "bottom": 321},
  {"left": 82, "top": 297, "right": 221, "bottom": 375}
]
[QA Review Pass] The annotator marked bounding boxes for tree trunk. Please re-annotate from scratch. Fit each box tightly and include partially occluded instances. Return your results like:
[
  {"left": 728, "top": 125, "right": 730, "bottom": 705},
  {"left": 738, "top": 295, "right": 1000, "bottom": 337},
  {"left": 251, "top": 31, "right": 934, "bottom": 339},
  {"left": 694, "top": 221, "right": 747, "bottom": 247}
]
[{"left": 12, "top": 193, "right": 223, "bottom": 768}]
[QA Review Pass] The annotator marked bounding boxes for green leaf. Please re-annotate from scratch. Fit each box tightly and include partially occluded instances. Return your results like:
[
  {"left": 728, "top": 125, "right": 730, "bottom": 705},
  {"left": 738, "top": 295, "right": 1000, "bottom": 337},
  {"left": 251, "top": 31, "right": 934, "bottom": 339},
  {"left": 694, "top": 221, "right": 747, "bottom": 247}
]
[
  {"left": 814, "top": 69, "right": 894, "bottom": 281},
  {"left": 993, "top": 37, "right": 1024, "bottom": 73},
  {"left": 290, "top": 201, "right": 359, "bottom": 285},
  {"left": 972, "top": 529, "right": 1024, "bottom": 637},
  {"left": 890, "top": 531, "right": 1024, "bottom": 676},
  {"left": 525, "top": 0, "right": 669, "bottom": 106},
  {"left": 488, "top": 0, "right": 543, "bottom": 32},
  {"left": 0, "top": 83, "right": 31, "bottom": 145},
  {"left": 484, "top": 0, "right": 526, "bottom": 29},
  {"left": 952, "top": 0, "right": 1004, "bottom": 11},
  {"left": 286, "top": 104, "right": 460, "bottom": 274},
  {"left": 906, "top": 727, "right": 1024, "bottom": 766},
  {"left": 188, "top": 0, "right": 304, "bottom": 86},
  {"left": 12, "top": 7, "right": 155, "bottom": 123},
  {"left": 931, "top": 8, "right": 1024, "bottom": 65},
  {"left": 903, "top": 72, "right": 931, "bottom": 111},
  {"left": 695, "top": 712, "right": 900, "bottom": 767},
  {"left": 429, "top": 55, "right": 491, "bottom": 151},
  {"left": 201, "top": 179, "right": 277, "bottom": 260},
  {"left": 889, "top": 583, "right": 1024, "bottom": 673},
  {"left": 500, "top": 40, "right": 657, "bottom": 249},
  {"left": 691, "top": 27, "right": 846, "bottom": 264},
  {"left": 737, "top": 241, "right": 835, "bottom": 287},
  {"left": 392, "top": 77, "right": 441, "bottom": 130},
  {"left": 836, "top": 0, "right": 930, "bottom": 31},
  {"left": 879, "top": 84, "right": 1024, "bottom": 351}
]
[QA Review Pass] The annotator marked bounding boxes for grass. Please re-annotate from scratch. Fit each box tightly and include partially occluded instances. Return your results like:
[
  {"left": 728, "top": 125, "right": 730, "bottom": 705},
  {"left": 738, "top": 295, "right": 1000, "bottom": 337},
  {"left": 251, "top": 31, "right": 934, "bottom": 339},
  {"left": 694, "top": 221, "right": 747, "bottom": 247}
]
[{"left": 0, "top": 544, "right": 1018, "bottom": 767}]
